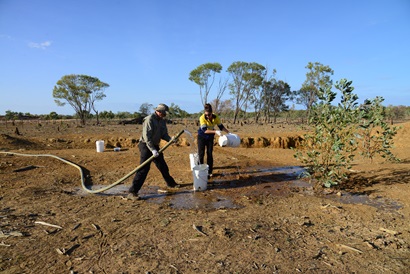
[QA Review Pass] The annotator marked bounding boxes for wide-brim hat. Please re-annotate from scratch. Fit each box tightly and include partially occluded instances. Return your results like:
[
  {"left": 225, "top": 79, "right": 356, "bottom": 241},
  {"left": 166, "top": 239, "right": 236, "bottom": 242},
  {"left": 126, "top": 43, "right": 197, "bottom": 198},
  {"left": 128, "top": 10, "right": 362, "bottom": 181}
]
[{"left": 155, "top": 103, "right": 170, "bottom": 114}]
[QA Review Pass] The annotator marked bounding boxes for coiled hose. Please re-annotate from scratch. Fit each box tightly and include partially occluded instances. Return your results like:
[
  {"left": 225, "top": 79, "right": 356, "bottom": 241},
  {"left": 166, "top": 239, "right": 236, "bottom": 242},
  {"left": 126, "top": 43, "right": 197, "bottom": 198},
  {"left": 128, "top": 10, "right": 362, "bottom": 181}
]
[{"left": 0, "top": 129, "right": 185, "bottom": 194}]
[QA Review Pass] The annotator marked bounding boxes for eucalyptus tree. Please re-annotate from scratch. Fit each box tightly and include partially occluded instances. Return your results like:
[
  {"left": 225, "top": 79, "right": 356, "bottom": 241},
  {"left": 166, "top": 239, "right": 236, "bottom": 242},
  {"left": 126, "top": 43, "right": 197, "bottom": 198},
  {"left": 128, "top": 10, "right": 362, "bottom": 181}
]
[
  {"left": 209, "top": 98, "right": 234, "bottom": 118},
  {"left": 263, "top": 79, "right": 291, "bottom": 123},
  {"left": 227, "top": 61, "right": 266, "bottom": 124},
  {"left": 139, "top": 102, "right": 153, "bottom": 116},
  {"left": 295, "top": 62, "right": 334, "bottom": 117},
  {"left": 189, "top": 62, "right": 223, "bottom": 106},
  {"left": 252, "top": 68, "right": 284, "bottom": 123},
  {"left": 169, "top": 103, "right": 189, "bottom": 118},
  {"left": 251, "top": 68, "right": 273, "bottom": 123},
  {"left": 214, "top": 77, "right": 229, "bottom": 114},
  {"left": 53, "top": 74, "right": 109, "bottom": 125}
]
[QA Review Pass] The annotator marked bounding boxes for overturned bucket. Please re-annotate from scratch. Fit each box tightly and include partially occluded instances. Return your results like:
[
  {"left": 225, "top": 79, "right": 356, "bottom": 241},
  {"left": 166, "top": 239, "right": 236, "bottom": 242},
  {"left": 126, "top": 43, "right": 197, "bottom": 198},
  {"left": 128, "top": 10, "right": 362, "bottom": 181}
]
[
  {"left": 96, "top": 140, "right": 104, "bottom": 152},
  {"left": 192, "top": 164, "right": 208, "bottom": 191},
  {"left": 218, "top": 133, "right": 240, "bottom": 147}
]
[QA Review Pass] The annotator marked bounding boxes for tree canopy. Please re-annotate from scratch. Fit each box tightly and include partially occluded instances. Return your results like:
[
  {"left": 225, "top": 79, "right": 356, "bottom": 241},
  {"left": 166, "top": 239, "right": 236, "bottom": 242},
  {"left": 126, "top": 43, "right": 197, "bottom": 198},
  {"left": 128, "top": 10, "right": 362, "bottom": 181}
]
[
  {"left": 52, "top": 74, "right": 109, "bottom": 125},
  {"left": 189, "top": 62, "right": 223, "bottom": 106},
  {"left": 139, "top": 102, "right": 153, "bottom": 116},
  {"left": 227, "top": 61, "right": 266, "bottom": 123},
  {"left": 295, "top": 62, "right": 334, "bottom": 116}
]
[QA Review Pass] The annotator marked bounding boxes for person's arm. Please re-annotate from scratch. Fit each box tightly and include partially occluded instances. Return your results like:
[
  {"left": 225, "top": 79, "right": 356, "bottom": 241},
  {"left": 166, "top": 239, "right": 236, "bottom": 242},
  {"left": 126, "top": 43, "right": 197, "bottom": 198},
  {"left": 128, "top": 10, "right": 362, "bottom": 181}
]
[
  {"left": 161, "top": 121, "right": 172, "bottom": 142},
  {"left": 218, "top": 124, "right": 230, "bottom": 134},
  {"left": 201, "top": 125, "right": 222, "bottom": 135},
  {"left": 142, "top": 117, "right": 156, "bottom": 152},
  {"left": 216, "top": 115, "right": 229, "bottom": 134}
]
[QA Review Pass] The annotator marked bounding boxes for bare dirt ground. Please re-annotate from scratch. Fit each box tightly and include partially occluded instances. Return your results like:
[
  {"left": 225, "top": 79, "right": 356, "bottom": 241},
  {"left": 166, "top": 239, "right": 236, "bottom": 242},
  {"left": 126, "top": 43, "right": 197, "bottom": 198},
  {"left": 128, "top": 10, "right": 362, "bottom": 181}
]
[{"left": 1, "top": 119, "right": 409, "bottom": 273}]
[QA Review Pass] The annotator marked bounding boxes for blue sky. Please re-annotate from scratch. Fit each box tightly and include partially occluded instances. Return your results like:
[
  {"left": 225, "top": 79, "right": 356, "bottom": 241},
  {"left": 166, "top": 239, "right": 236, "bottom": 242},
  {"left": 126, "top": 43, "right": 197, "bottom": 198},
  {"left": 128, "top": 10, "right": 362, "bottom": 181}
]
[{"left": 1, "top": 0, "right": 409, "bottom": 115}]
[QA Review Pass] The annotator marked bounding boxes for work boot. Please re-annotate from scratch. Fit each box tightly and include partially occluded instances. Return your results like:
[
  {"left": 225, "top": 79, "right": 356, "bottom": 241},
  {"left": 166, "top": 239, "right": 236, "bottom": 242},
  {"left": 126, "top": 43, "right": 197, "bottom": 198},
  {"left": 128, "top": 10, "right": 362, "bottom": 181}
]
[
  {"left": 126, "top": 191, "right": 141, "bottom": 201},
  {"left": 166, "top": 183, "right": 181, "bottom": 189}
]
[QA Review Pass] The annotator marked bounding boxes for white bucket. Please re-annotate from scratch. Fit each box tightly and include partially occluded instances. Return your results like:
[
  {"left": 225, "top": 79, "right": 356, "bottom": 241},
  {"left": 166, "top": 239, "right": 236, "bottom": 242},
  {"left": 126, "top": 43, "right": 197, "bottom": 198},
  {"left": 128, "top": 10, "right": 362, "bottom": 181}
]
[
  {"left": 218, "top": 133, "right": 240, "bottom": 147},
  {"left": 189, "top": 153, "right": 199, "bottom": 170},
  {"left": 192, "top": 164, "right": 208, "bottom": 191},
  {"left": 96, "top": 140, "right": 104, "bottom": 152}
]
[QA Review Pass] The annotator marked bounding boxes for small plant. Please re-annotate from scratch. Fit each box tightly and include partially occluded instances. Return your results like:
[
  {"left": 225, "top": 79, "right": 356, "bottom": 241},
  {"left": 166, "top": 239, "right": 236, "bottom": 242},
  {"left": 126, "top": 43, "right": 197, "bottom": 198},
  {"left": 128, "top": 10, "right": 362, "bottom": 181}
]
[
  {"left": 295, "top": 79, "right": 358, "bottom": 189},
  {"left": 294, "top": 79, "right": 400, "bottom": 190},
  {"left": 358, "top": 97, "right": 401, "bottom": 162}
]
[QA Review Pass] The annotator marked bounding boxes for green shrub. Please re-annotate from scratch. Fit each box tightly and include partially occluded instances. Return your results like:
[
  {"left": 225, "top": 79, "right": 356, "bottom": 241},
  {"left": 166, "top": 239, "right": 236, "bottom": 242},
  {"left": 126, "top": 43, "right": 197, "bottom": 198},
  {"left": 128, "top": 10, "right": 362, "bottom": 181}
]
[{"left": 294, "top": 79, "right": 400, "bottom": 190}]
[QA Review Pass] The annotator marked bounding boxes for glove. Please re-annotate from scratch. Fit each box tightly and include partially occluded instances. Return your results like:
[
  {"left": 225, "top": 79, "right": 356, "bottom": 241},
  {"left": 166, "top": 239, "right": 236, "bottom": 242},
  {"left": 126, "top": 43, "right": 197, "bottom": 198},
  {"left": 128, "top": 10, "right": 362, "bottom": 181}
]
[
  {"left": 170, "top": 136, "right": 177, "bottom": 143},
  {"left": 215, "top": 130, "right": 222, "bottom": 136},
  {"left": 152, "top": 150, "right": 159, "bottom": 158}
]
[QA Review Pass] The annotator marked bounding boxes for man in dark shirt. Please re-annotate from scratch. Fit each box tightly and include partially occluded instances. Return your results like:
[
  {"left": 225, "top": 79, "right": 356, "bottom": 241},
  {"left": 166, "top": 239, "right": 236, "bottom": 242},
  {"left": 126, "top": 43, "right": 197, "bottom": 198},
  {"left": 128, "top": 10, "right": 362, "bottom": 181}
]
[{"left": 129, "top": 103, "right": 179, "bottom": 200}]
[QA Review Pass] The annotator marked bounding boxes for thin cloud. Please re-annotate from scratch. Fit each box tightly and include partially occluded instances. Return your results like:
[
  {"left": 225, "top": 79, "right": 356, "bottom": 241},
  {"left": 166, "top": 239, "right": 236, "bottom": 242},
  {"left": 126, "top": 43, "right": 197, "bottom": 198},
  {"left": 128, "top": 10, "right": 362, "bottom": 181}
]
[
  {"left": 28, "top": 41, "right": 52, "bottom": 49},
  {"left": 0, "top": 34, "right": 13, "bottom": 40}
]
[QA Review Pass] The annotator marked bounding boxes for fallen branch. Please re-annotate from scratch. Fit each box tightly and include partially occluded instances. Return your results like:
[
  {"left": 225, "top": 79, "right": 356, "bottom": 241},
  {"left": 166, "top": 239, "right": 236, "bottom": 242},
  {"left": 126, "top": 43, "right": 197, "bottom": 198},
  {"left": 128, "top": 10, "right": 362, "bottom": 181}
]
[
  {"left": 365, "top": 241, "right": 379, "bottom": 250},
  {"left": 56, "top": 248, "right": 65, "bottom": 255},
  {"left": 0, "top": 241, "right": 11, "bottom": 247},
  {"left": 0, "top": 231, "right": 24, "bottom": 238},
  {"left": 337, "top": 244, "right": 363, "bottom": 254},
  {"left": 35, "top": 221, "right": 63, "bottom": 229},
  {"left": 380, "top": 227, "right": 400, "bottom": 236},
  {"left": 170, "top": 264, "right": 178, "bottom": 271},
  {"left": 192, "top": 224, "right": 208, "bottom": 236},
  {"left": 72, "top": 223, "right": 81, "bottom": 231},
  {"left": 320, "top": 204, "right": 343, "bottom": 211},
  {"left": 65, "top": 244, "right": 81, "bottom": 255},
  {"left": 322, "top": 261, "right": 333, "bottom": 267}
]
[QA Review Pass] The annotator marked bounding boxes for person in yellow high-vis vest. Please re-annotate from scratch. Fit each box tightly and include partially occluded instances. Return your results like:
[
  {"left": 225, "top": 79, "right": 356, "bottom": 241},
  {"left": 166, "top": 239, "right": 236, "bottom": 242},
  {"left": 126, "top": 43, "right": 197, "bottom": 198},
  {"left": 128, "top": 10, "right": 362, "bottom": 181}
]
[{"left": 197, "top": 103, "right": 230, "bottom": 179}]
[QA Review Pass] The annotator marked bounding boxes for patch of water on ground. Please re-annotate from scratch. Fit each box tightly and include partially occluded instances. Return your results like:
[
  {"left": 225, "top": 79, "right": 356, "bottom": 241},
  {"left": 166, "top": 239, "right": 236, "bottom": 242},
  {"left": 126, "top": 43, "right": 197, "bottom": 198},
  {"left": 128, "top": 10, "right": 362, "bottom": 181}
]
[
  {"left": 144, "top": 187, "right": 242, "bottom": 210},
  {"left": 72, "top": 165, "right": 402, "bottom": 211},
  {"left": 211, "top": 165, "right": 311, "bottom": 191},
  {"left": 74, "top": 185, "right": 242, "bottom": 210},
  {"left": 326, "top": 192, "right": 402, "bottom": 211}
]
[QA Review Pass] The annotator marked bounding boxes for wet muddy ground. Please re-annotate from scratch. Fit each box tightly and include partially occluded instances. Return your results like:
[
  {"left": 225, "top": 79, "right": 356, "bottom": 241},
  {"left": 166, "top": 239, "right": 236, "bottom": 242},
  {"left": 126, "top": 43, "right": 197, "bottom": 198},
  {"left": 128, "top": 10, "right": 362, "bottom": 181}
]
[{"left": 75, "top": 165, "right": 403, "bottom": 213}]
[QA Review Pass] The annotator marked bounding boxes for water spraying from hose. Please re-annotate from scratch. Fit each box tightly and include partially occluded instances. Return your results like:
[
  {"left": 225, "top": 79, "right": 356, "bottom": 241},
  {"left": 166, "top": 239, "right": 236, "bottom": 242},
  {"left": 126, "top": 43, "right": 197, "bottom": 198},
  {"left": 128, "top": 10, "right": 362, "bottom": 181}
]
[{"left": 184, "top": 129, "right": 200, "bottom": 167}]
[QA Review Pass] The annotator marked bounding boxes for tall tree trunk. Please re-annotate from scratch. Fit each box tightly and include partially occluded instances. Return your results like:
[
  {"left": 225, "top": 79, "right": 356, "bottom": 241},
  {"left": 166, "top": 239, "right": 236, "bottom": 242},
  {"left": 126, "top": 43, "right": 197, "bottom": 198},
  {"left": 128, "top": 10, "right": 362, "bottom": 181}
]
[{"left": 95, "top": 110, "right": 100, "bottom": 125}]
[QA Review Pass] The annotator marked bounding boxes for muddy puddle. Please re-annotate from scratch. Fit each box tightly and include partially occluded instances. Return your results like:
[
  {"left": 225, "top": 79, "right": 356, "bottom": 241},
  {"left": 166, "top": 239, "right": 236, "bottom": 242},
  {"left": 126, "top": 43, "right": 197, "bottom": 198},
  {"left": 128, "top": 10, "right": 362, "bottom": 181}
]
[
  {"left": 74, "top": 166, "right": 402, "bottom": 211},
  {"left": 75, "top": 184, "right": 243, "bottom": 210},
  {"left": 326, "top": 192, "right": 402, "bottom": 211}
]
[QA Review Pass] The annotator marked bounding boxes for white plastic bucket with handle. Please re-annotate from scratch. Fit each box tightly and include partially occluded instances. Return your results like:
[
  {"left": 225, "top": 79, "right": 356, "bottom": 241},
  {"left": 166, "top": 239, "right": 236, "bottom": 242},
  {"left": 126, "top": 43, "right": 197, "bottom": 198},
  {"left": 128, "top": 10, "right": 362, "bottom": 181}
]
[
  {"left": 189, "top": 153, "right": 199, "bottom": 170},
  {"left": 192, "top": 164, "right": 208, "bottom": 191},
  {"left": 96, "top": 140, "right": 104, "bottom": 152},
  {"left": 218, "top": 133, "right": 240, "bottom": 147}
]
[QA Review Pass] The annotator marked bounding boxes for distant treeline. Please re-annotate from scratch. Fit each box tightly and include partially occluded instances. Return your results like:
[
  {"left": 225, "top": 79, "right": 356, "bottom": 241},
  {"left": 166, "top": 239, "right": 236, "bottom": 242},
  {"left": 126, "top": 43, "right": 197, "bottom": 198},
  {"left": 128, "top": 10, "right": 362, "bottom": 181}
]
[{"left": 2, "top": 105, "right": 410, "bottom": 125}]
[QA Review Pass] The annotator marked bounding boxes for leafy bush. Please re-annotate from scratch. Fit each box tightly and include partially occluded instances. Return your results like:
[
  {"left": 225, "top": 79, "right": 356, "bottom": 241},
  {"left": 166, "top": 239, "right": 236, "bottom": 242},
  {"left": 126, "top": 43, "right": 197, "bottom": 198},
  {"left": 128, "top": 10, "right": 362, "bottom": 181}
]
[
  {"left": 358, "top": 97, "right": 401, "bottom": 162},
  {"left": 294, "top": 79, "right": 400, "bottom": 190}
]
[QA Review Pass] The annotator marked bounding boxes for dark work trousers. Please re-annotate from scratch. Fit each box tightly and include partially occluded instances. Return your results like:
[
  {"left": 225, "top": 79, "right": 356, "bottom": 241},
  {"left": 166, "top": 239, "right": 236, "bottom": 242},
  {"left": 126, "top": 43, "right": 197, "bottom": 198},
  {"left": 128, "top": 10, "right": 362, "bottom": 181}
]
[
  {"left": 130, "top": 141, "right": 177, "bottom": 194},
  {"left": 197, "top": 134, "right": 214, "bottom": 175}
]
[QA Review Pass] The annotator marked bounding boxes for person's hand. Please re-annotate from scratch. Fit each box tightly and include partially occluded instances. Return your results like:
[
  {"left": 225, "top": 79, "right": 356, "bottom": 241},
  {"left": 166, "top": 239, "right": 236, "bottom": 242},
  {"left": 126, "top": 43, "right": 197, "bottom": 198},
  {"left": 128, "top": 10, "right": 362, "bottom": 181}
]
[
  {"left": 170, "top": 136, "right": 177, "bottom": 143},
  {"left": 152, "top": 150, "right": 159, "bottom": 157},
  {"left": 215, "top": 130, "right": 222, "bottom": 136}
]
